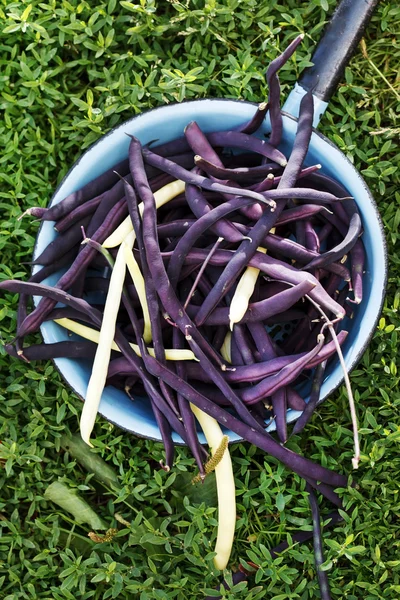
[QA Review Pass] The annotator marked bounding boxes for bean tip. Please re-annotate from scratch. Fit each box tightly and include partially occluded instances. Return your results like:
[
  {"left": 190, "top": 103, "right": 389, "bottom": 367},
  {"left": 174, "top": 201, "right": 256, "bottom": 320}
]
[
  {"left": 183, "top": 121, "right": 195, "bottom": 133},
  {"left": 258, "top": 102, "right": 268, "bottom": 110},
  {"left": 113, "top": 170, "right": 126, "bottom": 182},
  {"left": 352, "top": 456, "right": 360, "bottom": 469},
  {"left": 17, "top": 209, "right": 30, "bottom": 221}
]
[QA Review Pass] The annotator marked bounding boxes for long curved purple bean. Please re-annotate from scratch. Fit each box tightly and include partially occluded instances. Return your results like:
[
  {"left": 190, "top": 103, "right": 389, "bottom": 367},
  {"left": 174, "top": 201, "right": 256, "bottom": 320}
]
[
  {"left": 152, "top": 128, "right": 287, "bottom": 166},
  {"left": 240, "top": 334, "right": 325, "bottom": 404},
  {"left": 141, "top": 146, "right": 276, "bottom": 208},
  {"left": 17, "top": 198, "right": 128, "bottom": 339},
  {"left": 186, "top": 279, "right": 315, "bottom": 326},
  {"left": 193, "top": 156, "right": 279, "bottom": 181},
  {"left": 38, "top": 158, "right": 130, "bottom": 222},
  {"left": 306, "top": 483, "right": 333, "bottom": 600},
  {"left": 274, "top": 187, "right": 351, "bottom": 204},
  {"left": 305, "top": 171, "right": 351, "bottom": 203},
  {"left": 128, "top": 141, "right": 228, "bottom": 367},
  {"left": 142, "top": 353, "right": 348, "bottom": 489},
  {"left": 266, "top": 34, "right": 304, "bottom": 148},
  {"left": 174, "top": 332, "right": 347, "bottom": 385},
  {"left": 206, "top": 130, "right": 287, "bottom": 166},
  {"left": 55, "top": 195, "right": 102, "bottom": 233},
  {"left": 4, "top": 340, "right": 97, "bottom": 361},
  {"left": 231, "top": 223, "right": 350, "bottom": 280},
  {"left": 303, "top": 213, "right": 362, "bottom": 271},
  {"left": 279, "top": 90, "right": 314, "bottom": 189},
  {"left": 276, "top": 204, "right": 332, "bottom": 226},
  {"left": 32, "top": 215, "right": 91, "bottom": 266}
]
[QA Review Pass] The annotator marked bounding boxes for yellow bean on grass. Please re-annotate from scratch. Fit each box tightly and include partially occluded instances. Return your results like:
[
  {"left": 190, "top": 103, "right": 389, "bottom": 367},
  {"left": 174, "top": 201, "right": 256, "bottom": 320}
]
[{"left": 190, "top": 405, "right": 236, "bottom": 571}]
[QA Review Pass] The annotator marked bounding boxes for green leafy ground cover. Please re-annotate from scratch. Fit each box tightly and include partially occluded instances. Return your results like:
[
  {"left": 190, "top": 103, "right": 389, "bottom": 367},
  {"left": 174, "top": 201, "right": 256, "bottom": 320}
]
[{"left": 0, "top": 0, "right": 399, "bottom": 598}]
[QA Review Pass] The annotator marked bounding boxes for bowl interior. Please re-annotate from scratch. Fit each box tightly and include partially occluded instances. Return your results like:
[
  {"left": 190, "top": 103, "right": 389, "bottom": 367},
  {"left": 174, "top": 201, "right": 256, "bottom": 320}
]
[{"left": 34, "top": 99, "right": 387, "bottom": 444}]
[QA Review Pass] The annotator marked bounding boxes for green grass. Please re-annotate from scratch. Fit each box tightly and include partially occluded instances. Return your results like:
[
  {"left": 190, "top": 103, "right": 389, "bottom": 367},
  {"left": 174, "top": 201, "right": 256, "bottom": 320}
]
[{"left": 0, "top": 0, "right": 399, "bottom": 598}]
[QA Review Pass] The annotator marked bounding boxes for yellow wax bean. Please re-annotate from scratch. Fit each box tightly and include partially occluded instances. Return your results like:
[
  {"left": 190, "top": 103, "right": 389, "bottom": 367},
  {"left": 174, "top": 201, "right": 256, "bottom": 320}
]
[
  {"left": 190, "top": 405, "right": 236, "bottom": 571},
  {"left": 228, "top": 231, "right": 275, "bottom": 330},
  {"left": 123, "top": 242, "right": 152, "bottom": 344},
  {"left": 80, "top": 231, "right": 134, "bottom": 446},
  {"left": 102, "top": 179, "right": 185, "bottom": 248}
]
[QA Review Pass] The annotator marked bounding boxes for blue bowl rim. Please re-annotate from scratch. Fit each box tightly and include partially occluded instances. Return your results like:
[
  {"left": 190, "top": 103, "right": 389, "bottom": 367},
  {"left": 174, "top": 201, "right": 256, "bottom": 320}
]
[{"left": 33, "top": 97, "right": 388, "bottom": 445}]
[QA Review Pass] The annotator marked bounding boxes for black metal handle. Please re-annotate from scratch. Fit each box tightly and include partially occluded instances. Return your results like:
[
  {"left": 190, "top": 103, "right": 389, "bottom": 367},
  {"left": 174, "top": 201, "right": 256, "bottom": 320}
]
[{"left": 298, "top": 0, "right": 379, "bottom": 102}]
